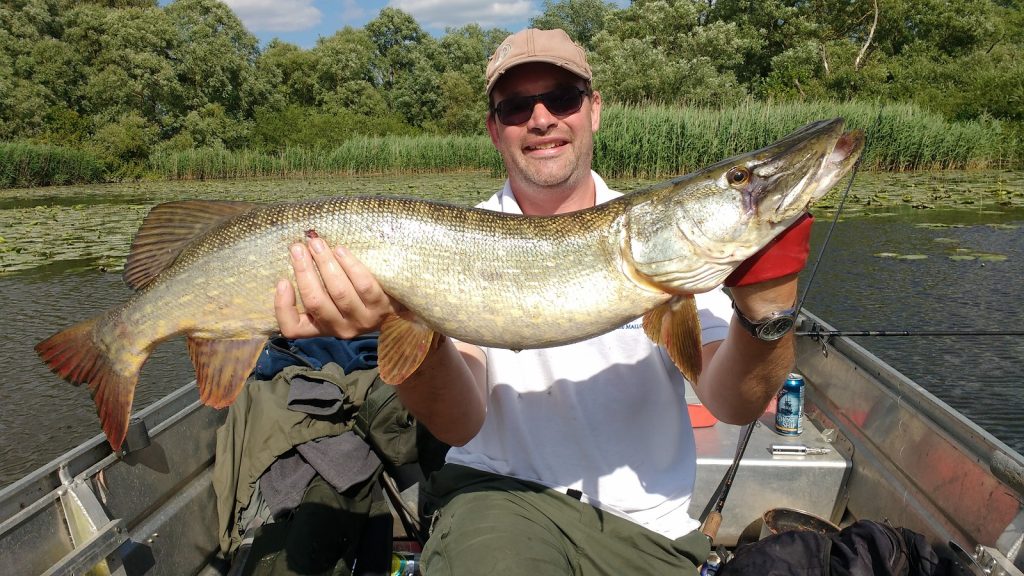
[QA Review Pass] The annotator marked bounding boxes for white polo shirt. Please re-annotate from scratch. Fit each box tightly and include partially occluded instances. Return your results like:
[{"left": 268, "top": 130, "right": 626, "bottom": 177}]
[{"left": 445, "top": 172, "right": 732, "bottom": 538}]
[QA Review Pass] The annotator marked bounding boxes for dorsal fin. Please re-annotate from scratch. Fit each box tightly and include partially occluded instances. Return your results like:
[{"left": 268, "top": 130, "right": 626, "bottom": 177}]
[{"left": 123, "top": 200, "right": 258, "bottom": 290}]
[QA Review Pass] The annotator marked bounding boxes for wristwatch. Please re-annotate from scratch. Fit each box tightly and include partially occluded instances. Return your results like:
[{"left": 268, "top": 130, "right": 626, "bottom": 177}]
[{"left": 732, "top": 301, "right": 798, "bottom": 341}]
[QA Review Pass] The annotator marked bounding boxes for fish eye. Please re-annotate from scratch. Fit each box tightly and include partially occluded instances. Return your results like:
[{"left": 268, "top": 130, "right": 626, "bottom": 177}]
[{"left": 726, "top": 167, "right": 750, "bottom": 186}]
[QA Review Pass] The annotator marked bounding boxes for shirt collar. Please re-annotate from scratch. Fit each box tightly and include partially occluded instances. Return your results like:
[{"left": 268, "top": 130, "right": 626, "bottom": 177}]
[{"left": 493, "top": 171, "right": 619, "bottom": 215}]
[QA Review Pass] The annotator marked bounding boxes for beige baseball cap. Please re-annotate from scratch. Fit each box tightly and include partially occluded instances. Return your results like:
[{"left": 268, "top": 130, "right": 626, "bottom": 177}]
[{"left": 485, "top": 28, "right": 592, "bottom": 96}]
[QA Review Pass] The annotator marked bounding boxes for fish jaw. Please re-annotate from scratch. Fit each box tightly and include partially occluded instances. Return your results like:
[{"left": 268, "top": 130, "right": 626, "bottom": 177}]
[
  {"left": 624, "top": 118, "right": 864, "bottom": 294},
  {"left": 746, "top": 120, "right": 865, "bottom": 220}
]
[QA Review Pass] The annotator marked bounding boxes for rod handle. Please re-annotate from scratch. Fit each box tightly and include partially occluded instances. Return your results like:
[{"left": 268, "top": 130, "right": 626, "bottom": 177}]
[{"left": 701, "top": 511, "right": 723, "bottom": 542}]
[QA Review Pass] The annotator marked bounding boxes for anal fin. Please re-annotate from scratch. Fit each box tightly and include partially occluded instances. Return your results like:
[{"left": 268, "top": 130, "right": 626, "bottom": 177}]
[
  {"left": 187, "top": 335, "right": 267, "bottom": 408},
  {"left": 642, "top": 295, "right": 703, "bottom": 384},
  {"left": 378, "top": 314, "right": 438, "bottom": 385}
]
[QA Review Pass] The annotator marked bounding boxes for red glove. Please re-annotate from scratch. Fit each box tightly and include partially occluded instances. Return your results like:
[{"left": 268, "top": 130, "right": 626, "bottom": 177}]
[{"left": 724, "top": 213, "right": 814, "bottom": 287}]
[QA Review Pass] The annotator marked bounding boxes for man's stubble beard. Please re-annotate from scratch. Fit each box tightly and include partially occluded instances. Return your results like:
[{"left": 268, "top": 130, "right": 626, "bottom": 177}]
[{"left": 503, "top": 132, "right": 595, "bottom": 193}]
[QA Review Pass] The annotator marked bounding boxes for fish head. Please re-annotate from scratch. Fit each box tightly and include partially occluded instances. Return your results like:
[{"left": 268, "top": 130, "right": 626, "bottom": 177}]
[{"left": 625, "top": 118, "right": 864, "bottom": 293}]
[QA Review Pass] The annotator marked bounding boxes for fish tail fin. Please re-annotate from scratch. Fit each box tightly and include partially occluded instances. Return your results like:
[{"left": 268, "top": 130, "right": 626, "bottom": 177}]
[{"left": 35, "top": 317, "right": 139, "bottom": 452}]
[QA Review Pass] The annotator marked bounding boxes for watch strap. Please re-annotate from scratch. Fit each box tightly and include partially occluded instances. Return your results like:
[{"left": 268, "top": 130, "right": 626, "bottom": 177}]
[{"left": 732, "top": 301, "right": 798, "bottom": 341}]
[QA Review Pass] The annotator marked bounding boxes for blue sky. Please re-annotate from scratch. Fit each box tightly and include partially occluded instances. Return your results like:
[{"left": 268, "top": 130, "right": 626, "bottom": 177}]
[{"left": 204, "top": 1, "right": 629, "bottom": 48}]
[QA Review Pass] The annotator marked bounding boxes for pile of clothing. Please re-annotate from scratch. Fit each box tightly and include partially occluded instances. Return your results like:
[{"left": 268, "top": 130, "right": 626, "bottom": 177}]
[{"left": 212, "top": 335, "right": 417, "bottom": 576}]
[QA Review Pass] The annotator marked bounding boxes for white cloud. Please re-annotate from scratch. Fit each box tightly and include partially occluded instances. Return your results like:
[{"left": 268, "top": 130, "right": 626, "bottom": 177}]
[
  {"left": 389, "top": 0, "right": 536, "bottom": 31},
  {"left": 340, "top": 0, "right": 367, "bottom": 24},
  {"left": 222, "top": 0, "right": 322, "bottom": 33}
]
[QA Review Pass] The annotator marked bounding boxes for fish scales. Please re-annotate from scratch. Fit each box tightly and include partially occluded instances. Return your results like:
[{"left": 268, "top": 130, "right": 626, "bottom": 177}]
[{"left": 118, "top": 195, "right": 665, "bottom": 351}]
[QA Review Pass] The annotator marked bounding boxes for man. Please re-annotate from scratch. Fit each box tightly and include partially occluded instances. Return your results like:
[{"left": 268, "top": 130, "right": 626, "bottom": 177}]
[{"left": 274, "top": 28, "right": 810, "bottom": 575}]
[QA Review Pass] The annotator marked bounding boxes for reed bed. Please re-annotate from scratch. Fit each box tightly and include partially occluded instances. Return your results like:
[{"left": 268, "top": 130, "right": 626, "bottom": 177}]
[
  {"left": 593, "top": 101, "right": 1008, "bottom": 178},
  {"left": 150, "top": 101, "right": 1010, "bottom": 183},
  {"left": 148, "top": 135, "right": 502, "bottom": 181},
  {"left": 0, "top": 142, "right": 105, "bottom": 188},
  {"left": 5, "top": 101, "right": 1016, "bottom": 188}
]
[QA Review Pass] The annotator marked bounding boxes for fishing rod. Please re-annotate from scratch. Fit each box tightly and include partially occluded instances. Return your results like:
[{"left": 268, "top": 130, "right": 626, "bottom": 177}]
[
  {"left": 798, "top": 329, "right": 1024, "bottom": 337},
  {"left": 699, "top": 423, "right": 755, "bottom": 543},
  {"left": 793, "top": 117, "right": 871, "bottom": 317}
]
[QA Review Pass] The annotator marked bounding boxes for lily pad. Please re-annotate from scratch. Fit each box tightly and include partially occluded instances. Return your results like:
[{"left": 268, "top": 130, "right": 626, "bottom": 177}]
[
  {"left": 897, "top": 254, "right": 929, "bottom": 260},
  {"left": 977, "top": 254, "right": 1008, "bottom": 262},
  {"left": 948, "top": 255, "right": 976, "bottom": 261},
  {"left": 874, "top": 252, "right": 900, "bottom": 258}
]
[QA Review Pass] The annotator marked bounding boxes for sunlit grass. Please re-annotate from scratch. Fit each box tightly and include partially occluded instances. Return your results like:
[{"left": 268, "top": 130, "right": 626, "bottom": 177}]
[
  {"left": 0, "top": 143, "right": 105, "bottom": 187},
  {"left": 148, "top": 135, "right": 503, "bottom": 181},
  {"left": 594, "top": 101, "right": 1009, "bottom": 177},
  {"left": 148, "top": 101, "right": 1014, "bottom": 182},
  {"left": 3, "top": 101, "right": 1018, "bottom": 188}
]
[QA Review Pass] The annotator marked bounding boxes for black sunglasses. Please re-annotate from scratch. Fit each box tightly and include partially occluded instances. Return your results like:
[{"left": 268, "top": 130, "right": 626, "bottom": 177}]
[{"left": 492, "top": 86, "right": 589, "bottom": 126}]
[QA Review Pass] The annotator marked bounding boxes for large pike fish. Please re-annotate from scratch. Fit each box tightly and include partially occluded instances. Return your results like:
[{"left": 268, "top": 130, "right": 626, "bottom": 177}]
[{"left": 37, "top": 118, "right": 863, "bottom": 450}]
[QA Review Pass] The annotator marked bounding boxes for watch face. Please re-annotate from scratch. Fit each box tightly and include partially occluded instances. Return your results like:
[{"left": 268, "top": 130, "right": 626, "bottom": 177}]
[{"left": 756, "top": 316, "right": 796, "bottom": 341}]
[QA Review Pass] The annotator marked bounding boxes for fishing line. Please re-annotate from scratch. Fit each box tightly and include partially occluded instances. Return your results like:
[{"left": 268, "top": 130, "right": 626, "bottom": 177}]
[
  {"left": 793, "top": 109, "right": 1022, "bottom": 341},
  {"left": 794, "top": 110, "right": 880, "bottom": 316}
]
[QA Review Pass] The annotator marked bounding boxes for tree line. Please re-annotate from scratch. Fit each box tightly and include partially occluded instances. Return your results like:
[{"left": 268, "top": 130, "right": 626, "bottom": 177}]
[{"left": 1, "top": 0, "right": 1021, "bottom": 178}]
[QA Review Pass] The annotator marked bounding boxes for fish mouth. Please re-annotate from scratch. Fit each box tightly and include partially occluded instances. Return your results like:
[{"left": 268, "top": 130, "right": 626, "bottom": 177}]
[{"left": 745, "top": 118, "right": 865, "bottom": 222}]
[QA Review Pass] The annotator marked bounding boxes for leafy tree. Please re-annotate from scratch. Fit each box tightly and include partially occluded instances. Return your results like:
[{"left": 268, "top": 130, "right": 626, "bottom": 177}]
[
  {"left": 876, "top": 0, "right": 999, "bottom": 58},
  {"left": 365, "top": 7, "right": 431, "bottom": 89},
  {"left": 530, "top": 0, "right": 617, "bottom": 48},
  {"left": 80, "top": 5, "right": 180, "bottom": 127},
  {"left": 389, "top": 50, "right": 442, "bottom": 127},
  {"left": 311, "top": 28, "right": 377, "bottom": 107},
  {"left": 257, "top": 40, "right": 319, "bottom": 108},
  {"left": 435, "top": 23, "right": 507, "bottom": 78},
  {"left": 591, "top": 1, "right": 752, "bottom": 105},
  {"left": 429, "top": 24, "right": 506, "bottom": 133},
  {"left": 88, "top": 111, "right": 159, "bottom": 166},
  {"left": 427, "top": 70, "right": 487, "bottom": 134},
  {"left": 163, "top": 0, "right": 265, "bottom": 117},
  {"left": 708, "top": 0, "right": 822, "bottom": 86},
  {"left": 178, "top": 103, "right": 251, "bottom": 149}
]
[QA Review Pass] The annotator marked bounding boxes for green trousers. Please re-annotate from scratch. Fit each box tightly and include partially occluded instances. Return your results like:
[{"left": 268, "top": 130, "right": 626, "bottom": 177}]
[{"left": 421, "top": 465, "right": 709, "bottom": 576}]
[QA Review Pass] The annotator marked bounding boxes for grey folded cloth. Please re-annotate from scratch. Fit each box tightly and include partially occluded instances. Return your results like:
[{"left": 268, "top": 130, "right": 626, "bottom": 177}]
[
  {"left": 286, "top": 373, "right": 347, "bottom": 415},
  {"left": 261, "top": 450, "right": 317, "bottom": 516},
  {"left": 260, "top": 432, "right": 382, "bottom": 516},
  {"left": 298, "top": 433, "right": 381, "bottom": 493}
]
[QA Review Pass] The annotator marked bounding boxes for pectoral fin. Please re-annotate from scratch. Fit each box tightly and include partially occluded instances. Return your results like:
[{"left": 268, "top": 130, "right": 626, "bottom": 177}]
[
  {"left": 187, "top": 335, "right": 267, "bottom": 408},
  {"left": 378, "top": 314, "right": 439, "bottom": 385},
  {"left": 642, "top": 295, "right": 703, "bottom": 384}
]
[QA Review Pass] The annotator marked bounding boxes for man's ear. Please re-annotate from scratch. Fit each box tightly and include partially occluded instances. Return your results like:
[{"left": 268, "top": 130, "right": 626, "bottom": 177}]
[
  {"left": 590, "top": 90, "right": 602, "bottom": 132},
  {"left": 486, "top": 112, "right": 501, "bottom": 146}
]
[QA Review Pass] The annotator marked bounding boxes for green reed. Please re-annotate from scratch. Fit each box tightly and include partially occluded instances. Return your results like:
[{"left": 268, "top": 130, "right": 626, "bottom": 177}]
[
  {"left": 593, "top": 101, "right": 1009, "bottom": 178},
  {"left": 7, "top": 101, "right": 1013, "bottom": 188},
  {"left": 148, "top": 135, "right": 503, "bottom": 181},
  {"left": 0, "top": 142, "right": 105, "bottom": 187},
  {"left": 150, "top": 101, "right": 1011, "bottom": 183}
]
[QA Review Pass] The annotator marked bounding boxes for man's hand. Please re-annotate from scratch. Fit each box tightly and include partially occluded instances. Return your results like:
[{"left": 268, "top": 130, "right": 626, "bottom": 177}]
[
  {"left": 274, "top": 237, "right": 402, "bottom": 339},
  {"left": 725, "top": 213, "right": 814, "bottom": 288},
  {"left": 722, "top": 213, "right": 812, "bottom": 319}
]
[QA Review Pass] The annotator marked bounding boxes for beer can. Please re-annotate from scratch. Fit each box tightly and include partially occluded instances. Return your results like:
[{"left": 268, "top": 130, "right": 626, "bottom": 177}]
[
  {"left": 390, "top": 552, "right": 419, "bottom": 575},
  {"left": 774, "top": 373, "right": 804, "bottom": 436}
]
